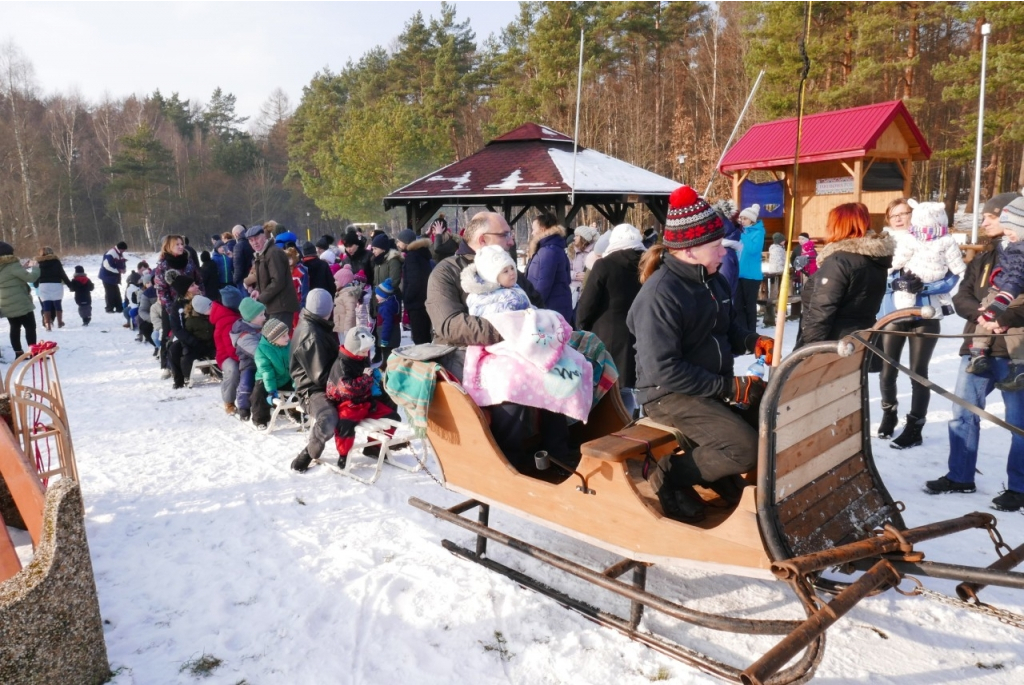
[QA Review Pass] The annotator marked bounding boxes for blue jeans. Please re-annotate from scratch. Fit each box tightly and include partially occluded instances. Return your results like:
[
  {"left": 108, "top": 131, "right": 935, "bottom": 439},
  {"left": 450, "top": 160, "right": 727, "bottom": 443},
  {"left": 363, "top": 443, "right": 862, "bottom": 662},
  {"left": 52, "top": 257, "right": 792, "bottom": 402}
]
[{"left": 947, "top": 356, "right": 1024, "bottom": 492}]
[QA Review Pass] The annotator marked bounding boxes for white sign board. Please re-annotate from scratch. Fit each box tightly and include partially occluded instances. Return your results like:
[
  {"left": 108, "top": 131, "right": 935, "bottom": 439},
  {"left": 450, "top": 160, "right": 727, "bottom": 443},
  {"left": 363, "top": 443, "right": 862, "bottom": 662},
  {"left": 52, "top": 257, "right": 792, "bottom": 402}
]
[{"left": 815, "top": 176, "right": 854, "bottom": 196}]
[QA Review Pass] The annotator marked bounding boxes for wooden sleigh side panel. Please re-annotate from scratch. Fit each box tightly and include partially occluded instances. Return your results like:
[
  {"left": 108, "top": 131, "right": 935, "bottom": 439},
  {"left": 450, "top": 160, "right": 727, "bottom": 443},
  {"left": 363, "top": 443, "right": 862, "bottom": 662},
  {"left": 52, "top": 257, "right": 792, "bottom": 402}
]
[
  {"left": 425, "top": 379, "right": 774, "bottom": 573},
  {"left": 757, "top": 339, "right": 905, "bottom": 562}
]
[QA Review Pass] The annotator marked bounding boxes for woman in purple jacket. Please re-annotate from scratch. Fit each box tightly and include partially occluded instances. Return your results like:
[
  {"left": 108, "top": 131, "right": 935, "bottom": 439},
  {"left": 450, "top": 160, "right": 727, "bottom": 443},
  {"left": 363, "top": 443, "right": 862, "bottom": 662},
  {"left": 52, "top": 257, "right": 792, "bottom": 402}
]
[{"left": 525, "top": 212, "right": 574, "bottom": 324}]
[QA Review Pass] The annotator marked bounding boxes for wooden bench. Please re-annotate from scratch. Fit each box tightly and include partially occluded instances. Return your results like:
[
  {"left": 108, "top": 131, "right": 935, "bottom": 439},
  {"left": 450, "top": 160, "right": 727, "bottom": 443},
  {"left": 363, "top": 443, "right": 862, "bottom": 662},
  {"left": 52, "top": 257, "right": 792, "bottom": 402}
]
[{"left": 580, "top": 424, "right": 678, "bottom": 463}]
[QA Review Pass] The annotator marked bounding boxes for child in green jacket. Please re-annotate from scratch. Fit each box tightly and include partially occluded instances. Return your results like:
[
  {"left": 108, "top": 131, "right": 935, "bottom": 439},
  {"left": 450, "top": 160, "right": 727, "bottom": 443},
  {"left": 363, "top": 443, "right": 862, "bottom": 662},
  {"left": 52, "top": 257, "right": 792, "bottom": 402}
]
[{"left": 250, "top": 318, "right": 293, "bottom": 429}]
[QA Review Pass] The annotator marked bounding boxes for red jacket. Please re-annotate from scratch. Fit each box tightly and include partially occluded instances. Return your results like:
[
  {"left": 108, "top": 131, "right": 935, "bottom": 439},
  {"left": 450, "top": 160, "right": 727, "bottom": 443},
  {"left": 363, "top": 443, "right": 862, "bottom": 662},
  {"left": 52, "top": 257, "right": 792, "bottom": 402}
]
[{"left": 209, "top": 302, "right": 242, "bottom": 366}]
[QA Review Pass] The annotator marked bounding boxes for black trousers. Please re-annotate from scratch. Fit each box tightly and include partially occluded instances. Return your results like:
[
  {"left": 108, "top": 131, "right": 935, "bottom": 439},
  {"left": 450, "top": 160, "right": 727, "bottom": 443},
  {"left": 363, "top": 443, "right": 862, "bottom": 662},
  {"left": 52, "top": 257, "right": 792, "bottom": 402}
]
[
  {"left": 736, "top": 278, "right": 761, "bottom": 332},
  {"left": 250, "top": 380, "right": 294, "bottom": 425},
  {"left": 6, "top": 313, "right": 37, "bottom": 356},
  {"left": 879, "top": 318, "right": 940, "bottom": 417},
  {"left": 408, "top": 307, "right": 432, "bottom": 345},
  {"left": 644, "top": 392, "right": 758, "bottom": 483},
  {"left": 103, "top": 282, "right": 123, "bottom": 312}
]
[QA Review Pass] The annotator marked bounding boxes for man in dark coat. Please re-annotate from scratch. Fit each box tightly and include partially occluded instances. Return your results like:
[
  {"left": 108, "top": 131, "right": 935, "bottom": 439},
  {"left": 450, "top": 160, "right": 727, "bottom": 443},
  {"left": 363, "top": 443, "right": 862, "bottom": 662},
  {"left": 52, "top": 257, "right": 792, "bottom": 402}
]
[
  {"left": 426, "top": 211, "right": 571, "bottom": 469},
  {"left": 243, "top": 224, "right": 299, "bottom": 327},
  {"left": 341, "top": 231, "right": 373, "bottom": 284},
  {"left": 99, "top": 241, "right": 128, "bottom": 313},
  {"left": 926, "top": 192, "right": 1024, "bottom": 512},
  {"left": 232, "top": 224, "right": 254, "bottom": 290},
  {"left": 396, "top": 228, "right": 433, "bottom": 344},
  {"left": 289, "top": 289, "right": 339, "bottom": 473},
  {"left": 300, "top": 241, "right": 336, "bottom": 297}
]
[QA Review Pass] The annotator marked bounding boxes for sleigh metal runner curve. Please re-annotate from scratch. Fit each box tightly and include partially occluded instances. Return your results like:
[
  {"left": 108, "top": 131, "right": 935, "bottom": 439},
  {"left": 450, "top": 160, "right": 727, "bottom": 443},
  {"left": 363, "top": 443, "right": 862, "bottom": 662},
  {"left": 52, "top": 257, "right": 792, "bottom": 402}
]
[{"left": 405, "top": 308, "right": 1024, "bottom": 684}]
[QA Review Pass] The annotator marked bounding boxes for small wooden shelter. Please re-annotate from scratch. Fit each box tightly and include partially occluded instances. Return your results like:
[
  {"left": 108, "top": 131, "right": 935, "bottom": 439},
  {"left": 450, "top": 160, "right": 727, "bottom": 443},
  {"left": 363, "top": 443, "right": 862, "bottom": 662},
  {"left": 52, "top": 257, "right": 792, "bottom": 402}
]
[
  {"left": 718, "top": 101, "right": 931, "bottom": 237},
  {"left": 384, "top": 123, "right": 679, "bottom": 231}
]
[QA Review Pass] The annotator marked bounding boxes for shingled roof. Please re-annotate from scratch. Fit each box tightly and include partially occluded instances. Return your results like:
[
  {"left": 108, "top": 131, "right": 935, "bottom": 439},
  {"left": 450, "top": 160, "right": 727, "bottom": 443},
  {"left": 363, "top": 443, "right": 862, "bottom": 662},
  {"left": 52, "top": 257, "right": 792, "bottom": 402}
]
[
  {"left": 384, "top": 123, "right": 678, "bottom": 204},
  {"left": 719, "top": 100, "right": 931, "bottom": 173}
]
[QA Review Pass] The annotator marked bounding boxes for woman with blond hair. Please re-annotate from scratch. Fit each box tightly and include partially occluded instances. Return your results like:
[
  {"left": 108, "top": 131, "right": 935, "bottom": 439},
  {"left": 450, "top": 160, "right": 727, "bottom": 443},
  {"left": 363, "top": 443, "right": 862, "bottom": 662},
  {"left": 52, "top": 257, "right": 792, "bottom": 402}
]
[
  {"left": 795, "top": 202, "right": 894, "bottom": 348},
  {"left": 34, "top": 246, "right": 73, "bottom": 330}
]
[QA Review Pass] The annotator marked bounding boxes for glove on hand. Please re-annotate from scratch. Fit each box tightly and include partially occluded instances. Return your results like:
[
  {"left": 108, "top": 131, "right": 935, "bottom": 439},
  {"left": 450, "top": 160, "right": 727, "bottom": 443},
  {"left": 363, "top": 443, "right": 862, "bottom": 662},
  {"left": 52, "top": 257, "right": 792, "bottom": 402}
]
[
  {"left": 266, "top": 390, "right": 279, "bottom": 406},
  {"left": 754, "top": 336, "right": 775, "bottom": 365},
  {"left": 982, "top": 291, "right": 1014, "bottom": 322},
  {"left": 893, "top": 271, "right": 924, "bottom": 294},
  {"left": 721, "top": 376, "right": 766, "bottom": 408}
]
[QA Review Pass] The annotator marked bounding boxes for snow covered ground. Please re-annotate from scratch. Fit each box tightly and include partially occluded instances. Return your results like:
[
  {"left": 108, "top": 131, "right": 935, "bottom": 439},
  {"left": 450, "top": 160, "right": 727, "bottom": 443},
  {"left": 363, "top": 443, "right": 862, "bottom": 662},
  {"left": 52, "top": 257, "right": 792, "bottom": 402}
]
[{"left": 4, "top": 253, "right": 1024, "bottom": 684}]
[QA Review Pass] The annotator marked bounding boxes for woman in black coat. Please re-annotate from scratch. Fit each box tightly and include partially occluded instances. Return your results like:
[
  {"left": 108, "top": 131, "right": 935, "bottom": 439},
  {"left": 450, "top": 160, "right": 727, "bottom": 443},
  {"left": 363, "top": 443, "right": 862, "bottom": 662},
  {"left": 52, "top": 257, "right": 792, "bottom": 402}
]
[
  {"left": 396, "top": 229, "right": 434, "bottom": 344},
  {"left": 795, "top": 202, "right": 895, "bottom": 348},
  {"left": 576, "top": 224, "right": 646, "bottom": 415}
]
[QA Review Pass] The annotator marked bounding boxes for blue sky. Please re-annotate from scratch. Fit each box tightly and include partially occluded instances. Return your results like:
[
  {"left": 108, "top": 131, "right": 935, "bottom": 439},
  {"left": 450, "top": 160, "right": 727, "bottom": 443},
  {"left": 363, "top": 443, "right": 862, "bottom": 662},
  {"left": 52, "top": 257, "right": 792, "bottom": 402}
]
[{"left": 3, "top": 2, "right": 519, "bottom": 122}]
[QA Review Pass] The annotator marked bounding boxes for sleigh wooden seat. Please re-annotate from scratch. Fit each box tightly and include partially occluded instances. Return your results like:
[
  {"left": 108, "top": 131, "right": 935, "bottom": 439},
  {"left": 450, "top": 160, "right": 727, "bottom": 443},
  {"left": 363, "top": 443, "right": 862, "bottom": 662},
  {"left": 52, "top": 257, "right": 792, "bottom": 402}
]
[{"left": 580, "top": 424, "right": 678, "bottom": 463}]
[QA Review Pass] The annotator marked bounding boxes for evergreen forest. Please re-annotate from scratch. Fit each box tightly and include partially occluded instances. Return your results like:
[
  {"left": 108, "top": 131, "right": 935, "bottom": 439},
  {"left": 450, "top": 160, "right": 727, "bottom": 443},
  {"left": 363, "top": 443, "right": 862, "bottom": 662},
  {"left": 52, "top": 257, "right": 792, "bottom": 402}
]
[{"left": 1, "top": 1, "right": 1022, "bottom": 253}]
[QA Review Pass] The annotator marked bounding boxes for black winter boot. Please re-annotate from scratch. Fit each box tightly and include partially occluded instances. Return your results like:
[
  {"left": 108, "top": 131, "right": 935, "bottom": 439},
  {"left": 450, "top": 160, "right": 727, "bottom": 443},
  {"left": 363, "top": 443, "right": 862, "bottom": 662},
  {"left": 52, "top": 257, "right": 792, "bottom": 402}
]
[
  {"left": 877, "top": 402, "right": 899, "bottom": 439},
  {"left": 291, "top": 450, "right": 313, "bottom": 473},
  {"left": 655, "top": 450, "right": 707, "bottom": 523},
  {"left": 996, "top": 362, "right": 1024, "bottom": 392},
  {"left": 890, "top": 414, "right": 925, "bottom": 450}
]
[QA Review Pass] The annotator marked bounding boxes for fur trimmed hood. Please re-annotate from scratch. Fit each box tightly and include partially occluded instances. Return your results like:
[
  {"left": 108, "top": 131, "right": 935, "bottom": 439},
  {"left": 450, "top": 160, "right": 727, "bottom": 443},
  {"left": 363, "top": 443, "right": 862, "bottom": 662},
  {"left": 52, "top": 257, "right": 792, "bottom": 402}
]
[
  {"left": 460, "top": 262, "right": 501, "bottom": 295},
  {"left": 0, "top": 255, "right": 21, "bottom": 267},
  {"left": 36, "top": 253, "right": 60, "bottom": 263},
  {"left": 818, "top": 232, "right": 895, "bottom": 266},
  {"left": 405, "top": 237, "right": 432, "bottom": 252},
  {"left": 527, "top": 225, "right": 566, "bottom": 260}
]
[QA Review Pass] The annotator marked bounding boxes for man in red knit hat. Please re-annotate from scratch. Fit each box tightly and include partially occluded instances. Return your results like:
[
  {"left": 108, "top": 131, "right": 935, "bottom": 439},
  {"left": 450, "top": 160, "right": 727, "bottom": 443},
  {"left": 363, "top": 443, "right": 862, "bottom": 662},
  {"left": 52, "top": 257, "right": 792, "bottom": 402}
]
[{"left": 626, "top": 185, "right": 774, "bottom": 523}]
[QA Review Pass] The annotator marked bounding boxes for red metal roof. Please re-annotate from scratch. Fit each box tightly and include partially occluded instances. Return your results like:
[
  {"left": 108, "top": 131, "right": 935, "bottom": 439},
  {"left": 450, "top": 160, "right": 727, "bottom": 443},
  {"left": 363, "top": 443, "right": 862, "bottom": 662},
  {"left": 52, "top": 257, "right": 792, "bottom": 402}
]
[
  {"left": 385, "top": 123, "right": 678, "bottom": 204},
  {"left": 718, "top": 100, "right": 931, "bottom": 173}
]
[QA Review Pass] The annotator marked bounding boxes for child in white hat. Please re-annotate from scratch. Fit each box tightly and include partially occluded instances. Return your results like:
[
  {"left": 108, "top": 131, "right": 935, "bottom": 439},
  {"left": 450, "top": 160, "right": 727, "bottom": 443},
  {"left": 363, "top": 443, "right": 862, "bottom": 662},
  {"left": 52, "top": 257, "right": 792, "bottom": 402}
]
[
  {"left": 460, "top": 245, "right": 534, "bottom": 320},
  {"left": 890, "top": 200, "right": 966, "bottom": 310}
]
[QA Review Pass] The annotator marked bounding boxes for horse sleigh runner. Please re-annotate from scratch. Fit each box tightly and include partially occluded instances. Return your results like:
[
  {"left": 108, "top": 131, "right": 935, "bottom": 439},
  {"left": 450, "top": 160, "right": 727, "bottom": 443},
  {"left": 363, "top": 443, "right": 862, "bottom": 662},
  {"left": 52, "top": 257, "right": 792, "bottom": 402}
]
[{"left": 406, "top": 310, "right": 1024, "bottom": 684}]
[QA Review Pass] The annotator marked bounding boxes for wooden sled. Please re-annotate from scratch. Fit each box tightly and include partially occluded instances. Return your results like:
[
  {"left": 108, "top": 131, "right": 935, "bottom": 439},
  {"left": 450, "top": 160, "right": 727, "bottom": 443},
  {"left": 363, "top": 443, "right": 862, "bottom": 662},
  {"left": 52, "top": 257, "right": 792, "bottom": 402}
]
[{"left": 409, "top": 310, "right": 1024, "bottom": 684}]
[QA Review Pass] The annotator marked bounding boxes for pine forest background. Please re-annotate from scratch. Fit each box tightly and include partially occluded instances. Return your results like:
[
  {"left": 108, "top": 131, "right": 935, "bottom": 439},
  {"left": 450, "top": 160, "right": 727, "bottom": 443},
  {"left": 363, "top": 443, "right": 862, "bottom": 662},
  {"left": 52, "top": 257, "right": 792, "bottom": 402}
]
[{"left": 2, "top": 1, "right": 1023, "bottom": 254}]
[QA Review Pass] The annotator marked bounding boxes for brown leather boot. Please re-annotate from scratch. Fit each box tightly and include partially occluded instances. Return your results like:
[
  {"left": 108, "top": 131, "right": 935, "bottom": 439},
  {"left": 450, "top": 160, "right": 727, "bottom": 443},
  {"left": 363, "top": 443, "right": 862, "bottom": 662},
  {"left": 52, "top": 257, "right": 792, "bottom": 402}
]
[
  {"left": 56, "top": 311, "right": 65, "bottom": 328},
  {"left": 42, "top": 312, "right": 52, "bottom": 331}
]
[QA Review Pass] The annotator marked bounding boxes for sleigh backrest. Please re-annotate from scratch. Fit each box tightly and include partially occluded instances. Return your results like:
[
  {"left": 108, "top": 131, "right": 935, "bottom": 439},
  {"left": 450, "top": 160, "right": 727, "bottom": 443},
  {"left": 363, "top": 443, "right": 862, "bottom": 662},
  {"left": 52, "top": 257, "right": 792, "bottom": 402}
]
[{"left": 756, "top": 338, "right": 904, "bottom": 561}]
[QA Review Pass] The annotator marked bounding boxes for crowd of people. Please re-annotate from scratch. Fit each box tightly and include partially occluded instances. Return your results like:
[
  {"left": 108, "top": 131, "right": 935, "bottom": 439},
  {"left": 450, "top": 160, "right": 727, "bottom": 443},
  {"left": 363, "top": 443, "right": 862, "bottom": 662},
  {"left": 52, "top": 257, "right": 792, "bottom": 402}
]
[{"left": 2, "top": 186, "right": 1024, "bottom": 517}]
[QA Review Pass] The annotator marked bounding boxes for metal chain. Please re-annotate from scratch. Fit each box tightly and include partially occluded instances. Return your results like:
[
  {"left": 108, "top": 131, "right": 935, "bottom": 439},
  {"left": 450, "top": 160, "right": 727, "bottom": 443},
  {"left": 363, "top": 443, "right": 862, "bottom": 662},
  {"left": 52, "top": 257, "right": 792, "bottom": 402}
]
[
  {"left": 984, "top": 519, "right": 1014, "bottom": 558},
  {"left": 410, "top": 439, "right": 446, "bottom": 488},
  {"left": 913, "top": 584, "right": 1024, "bottom": 631}
]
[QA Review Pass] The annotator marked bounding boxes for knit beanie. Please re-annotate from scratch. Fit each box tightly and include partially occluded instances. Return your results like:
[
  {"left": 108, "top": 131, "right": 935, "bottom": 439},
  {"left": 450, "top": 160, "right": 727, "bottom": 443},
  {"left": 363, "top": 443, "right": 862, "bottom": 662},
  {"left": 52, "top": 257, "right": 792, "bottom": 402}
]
[
  {"left": 397, "top": 228, "right": 417, "bottom": 246},
  {"left": 343, "top": 326, "right": 375, "bottom": 357},
  {"left": 908, "top": 199, "right": 949, "bottom": 241},
  {"left": 574, "top": 225, "right": 600, "bottom": 244},
  {"left": 170, "top": 273, "right": 194, "bottom": 297},
  {"left": 772, "top": 232, "right": 785, "bottom": 245},
  {"left": 334, "top": 264, "right": 354, "bottom": 290},
  {"left": 1000, "top": 197, "right": 1024, "bottom": 241},
  {"left": 141, "top": 270, "right": 153, "bottom": 285},
  {"left": 219, "top": 285, "right": 243, "bottom": 311},
  {"left": 375, "top": 277, "right": 395, "bottom": 298},
  {"left": 353, "top": 269, "right": 367, "bottom": 284},
  {"left": 474, "top": 245, "right": 516, "bottom": 284},
  {"left": 370, "top": 233, "right": 391, "bottom": 251},
  {"left": 301, "top": 241, "right": 317, "bottom": 257},
  {"left": 983, "top": 192, "right": 1022, "bottom": 218},
  {"left": 74, "top": 265, "right": 85, "bottom": 275},
  {"left": 238, "top": 297, "right": 266, "bottom": 323},
  {"left": 262, "top": 318, "right": 289, "bottom": 343},
  {"left": 305, "top": 288, "right": 334, "bottom": 319},
  {"left": 739, "top": 204, "right": 760, "bottom": 224},
  {"left": 663, "top": 186, "right": 724, "bottom": 249},
  {"left": 343, "top": 231, "right": 361, "bottom": 247},
  {"left": 191, "top": 295, "right": 212, "bottom": 315}
]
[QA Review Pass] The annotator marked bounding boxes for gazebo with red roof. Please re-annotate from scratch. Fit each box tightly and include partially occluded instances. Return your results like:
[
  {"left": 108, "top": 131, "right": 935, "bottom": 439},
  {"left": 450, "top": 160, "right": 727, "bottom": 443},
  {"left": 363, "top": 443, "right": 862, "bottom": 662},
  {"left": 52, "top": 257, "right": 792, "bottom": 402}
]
[
  {"left": 384, "top": 123, "right": 679, "bottom": 232},
  {"left": 718, "top": 100, "right": 931, "bottom": 237}
]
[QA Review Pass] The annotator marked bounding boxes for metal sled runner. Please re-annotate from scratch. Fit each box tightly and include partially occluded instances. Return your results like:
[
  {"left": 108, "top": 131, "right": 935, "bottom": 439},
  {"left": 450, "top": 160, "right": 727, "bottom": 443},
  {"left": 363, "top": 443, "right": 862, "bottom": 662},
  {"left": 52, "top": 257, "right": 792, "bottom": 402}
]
[{"left": 409, "top": 310, "right": 1024, "bottom": 684}]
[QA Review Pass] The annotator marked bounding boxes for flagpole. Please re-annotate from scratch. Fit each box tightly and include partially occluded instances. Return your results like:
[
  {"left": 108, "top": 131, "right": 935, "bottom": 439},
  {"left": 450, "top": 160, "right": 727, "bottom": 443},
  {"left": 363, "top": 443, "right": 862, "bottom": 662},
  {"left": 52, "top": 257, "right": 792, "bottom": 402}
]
[{"left": 570, "top": 28, "right": 584, "bottom": 209}]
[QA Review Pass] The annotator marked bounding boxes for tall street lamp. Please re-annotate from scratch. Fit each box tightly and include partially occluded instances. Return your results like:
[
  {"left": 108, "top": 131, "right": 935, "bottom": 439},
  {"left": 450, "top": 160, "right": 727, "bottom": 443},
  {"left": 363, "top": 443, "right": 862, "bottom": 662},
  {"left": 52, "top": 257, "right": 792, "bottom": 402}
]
[{"left": 971, "top": 22, "right": 992, "bottom": 244}]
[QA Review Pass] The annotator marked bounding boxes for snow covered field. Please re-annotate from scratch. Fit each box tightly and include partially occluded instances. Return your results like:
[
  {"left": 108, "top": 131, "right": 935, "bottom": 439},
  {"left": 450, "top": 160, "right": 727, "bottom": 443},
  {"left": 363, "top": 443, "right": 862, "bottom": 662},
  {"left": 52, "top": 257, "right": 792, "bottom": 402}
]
[{"left": 5, "top": 253, "right": 1024, "bottom": 684}]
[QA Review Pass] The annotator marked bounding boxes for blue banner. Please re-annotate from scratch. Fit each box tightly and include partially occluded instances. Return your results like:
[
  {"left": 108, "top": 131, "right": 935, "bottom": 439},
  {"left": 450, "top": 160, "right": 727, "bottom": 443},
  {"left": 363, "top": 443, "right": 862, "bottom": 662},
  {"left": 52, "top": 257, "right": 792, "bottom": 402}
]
[{"left": 740, "top": 179, "right": 784, "bottom": 218}]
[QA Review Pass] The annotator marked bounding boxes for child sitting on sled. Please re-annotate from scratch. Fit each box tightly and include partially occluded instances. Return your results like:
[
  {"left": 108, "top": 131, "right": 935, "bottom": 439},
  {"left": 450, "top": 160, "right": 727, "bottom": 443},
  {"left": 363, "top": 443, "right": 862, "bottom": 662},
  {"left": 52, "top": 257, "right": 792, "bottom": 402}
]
[{"left": 325, "top": 326, "right": 400, "bottom": 469}]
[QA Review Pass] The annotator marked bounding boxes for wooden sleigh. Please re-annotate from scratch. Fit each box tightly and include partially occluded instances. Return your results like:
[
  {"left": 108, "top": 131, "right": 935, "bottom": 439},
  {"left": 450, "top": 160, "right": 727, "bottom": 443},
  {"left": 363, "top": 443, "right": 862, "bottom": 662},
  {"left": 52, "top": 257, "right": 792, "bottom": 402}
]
[{"left": 408, "top": 310, "right": 1024, "bottom": 684}]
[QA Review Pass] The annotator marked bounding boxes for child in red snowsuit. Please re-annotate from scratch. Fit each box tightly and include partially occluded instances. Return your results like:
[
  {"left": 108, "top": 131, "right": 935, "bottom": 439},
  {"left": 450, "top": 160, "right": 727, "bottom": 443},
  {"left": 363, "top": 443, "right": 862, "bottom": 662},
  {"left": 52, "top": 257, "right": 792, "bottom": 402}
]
[{"left": 325, "top": 326, "right": 399, "bottom": 468}]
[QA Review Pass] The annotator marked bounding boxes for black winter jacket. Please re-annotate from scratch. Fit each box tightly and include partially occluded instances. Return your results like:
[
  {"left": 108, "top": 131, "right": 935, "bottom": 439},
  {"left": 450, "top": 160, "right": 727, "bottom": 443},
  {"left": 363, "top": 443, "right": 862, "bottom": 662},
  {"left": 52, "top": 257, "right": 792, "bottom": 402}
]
[
  {"left": 953, "top": 241, "right": 1024, "bottom": 356},
  {"left": 35, "top": 255, "right": 73, "bottom": 287},
  {"left": 795, "top": 233, "right": 894, "bottom": 348},
  {"left": 401, "top": 238, "right": 433, "bottom": 311},
  {"left": 342, "top": 246, "right": 374, "bottom": 285},
  {"left": 576, "top": 249, "right": 643, "bottom": 388},
  {"left": 302, "top": 255, "right": 336, "bottom": 297},
  {"left": 626, "top": 254, "right": 757, "bottom": 404},
  {"left": 167, "top": 297, "right": 201, "bottom": 350},
  {"left": 290, "top": 309, "right": 340, "bottom": 400},
  {"left": 425, "top": 246, "right": 543, "bottom": 347}
]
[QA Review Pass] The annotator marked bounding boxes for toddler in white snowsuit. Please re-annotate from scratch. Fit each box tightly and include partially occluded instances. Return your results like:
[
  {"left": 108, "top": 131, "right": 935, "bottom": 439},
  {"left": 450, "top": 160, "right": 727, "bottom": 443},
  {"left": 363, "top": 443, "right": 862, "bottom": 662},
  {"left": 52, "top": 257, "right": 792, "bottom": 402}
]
[
  {"left": 461, "top": 245, "right": 534, "bottom": 318},
  {"left": 890, "top": 200, "right": 966, "bottom": 310}
]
